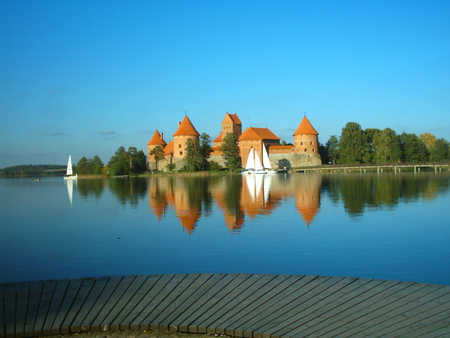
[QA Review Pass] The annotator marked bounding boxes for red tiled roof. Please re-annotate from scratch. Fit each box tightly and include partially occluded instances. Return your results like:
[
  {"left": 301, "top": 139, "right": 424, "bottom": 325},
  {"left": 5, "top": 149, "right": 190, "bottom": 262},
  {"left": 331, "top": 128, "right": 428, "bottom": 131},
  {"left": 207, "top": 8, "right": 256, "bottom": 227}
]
[
  {"left": 147, "top": 129, "right": 167, "bottom": 146},
  {"left": 293, "top": 116, "right": 318, "bottom": 135},
  {"left": 227, "top": 113, "right": 242, "bottom": 124},
  {"left": 239, "top": 127, "right": 281, "bottom": 141},
  {"left": 173, "top": 115, "right": 200, "bottom": 136},
  {"left": 213, "top": 133, "right": 222, "bottom": 142},
  {"left": 164, "top": 141, "right": 174, "bottom": 155}
]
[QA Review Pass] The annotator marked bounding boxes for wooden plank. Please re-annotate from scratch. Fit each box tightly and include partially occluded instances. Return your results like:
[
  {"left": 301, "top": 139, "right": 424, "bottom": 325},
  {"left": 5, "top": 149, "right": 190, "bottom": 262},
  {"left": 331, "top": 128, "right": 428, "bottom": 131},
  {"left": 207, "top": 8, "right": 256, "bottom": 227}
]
[
  {"left": 348, "top": 285, "right": 450, "bottom": 335},
  {"left": 23, "top": 281, "right": 43, "bottom": 337},
  {"left": 210, "top": 274, "right": 286, "bottom": 335},
  {"left": 32, "top": 280, "right": 57, "bottom": 337},
  {"left": 302, "top": 279, "right": 411, "bottom": 338},
  {"left": 187, "top": 273, "right": 253, "bottom": 334},
  {"left": 50, "top": 278, "right": 83, "bottom": 334},
  {"left": 251, "top": 276, "right": 352, "bottom": 338},
  {"left": 270, "top": 277, "right": 375, "bottom": 338},
  {"left": 70, "top": 276, "right": 111, "bottom": 332},
  {"left": 42, "top": 279, "right": 70, "bottom": 336},
  {"left": 60, "top": 277, "right": 96, "bottom": 334},
  {"left": 201, "top": 274, "right": 276, "bottom": 335},
  {"left": 104, "top": 275, "right": 149, "bottom": 331},
  {"left": 385, "top": 307, "right": 450, "bottom": 338},
  {"left": 140, "top": 274, "right": 201, "bottom": 331},
  {"left": 169, "top": 273, "right": 229, "bottom": 332},
  {"left": 114, "top": 275, "right": 161, "bottom": 331},
  {"left": 81, "top": 276, "right": 122, "bottom": 332},
  {"left": 237, "top": 274, "right": 325, "bottom": 338},
  {"left": 15, "top": 282, "right": 30, "bottom": 338},
  {"left": 127, "top": 274, "right": 175, "bottom": 331},
  {"left": 278, "top": 278, "right": 385, "bottom": 338},
  {"left": 157, "top": 273, "right": 214, "bottom": 331},
  {"left": 365, "top": 288, "right": 450, "bottom": 338},
  {"left": 3, "top": 283, "right": 16, "bottom": 338},
  {"left": 90, "top": 275, "right": 136, "bottom": 332},
  {"left": 330, "top": 282, "right": 439, "bottom": 337},
  {"left": 226, "top": 275, "right": 306, "bottom": 337}
]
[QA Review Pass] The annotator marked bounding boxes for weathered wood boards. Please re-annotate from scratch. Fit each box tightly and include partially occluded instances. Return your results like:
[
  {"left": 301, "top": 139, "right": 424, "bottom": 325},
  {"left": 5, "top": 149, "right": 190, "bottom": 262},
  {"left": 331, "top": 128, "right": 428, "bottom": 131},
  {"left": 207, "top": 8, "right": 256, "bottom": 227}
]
[{"left": 1, "top": 274, "right": 449, "bottom": 338}]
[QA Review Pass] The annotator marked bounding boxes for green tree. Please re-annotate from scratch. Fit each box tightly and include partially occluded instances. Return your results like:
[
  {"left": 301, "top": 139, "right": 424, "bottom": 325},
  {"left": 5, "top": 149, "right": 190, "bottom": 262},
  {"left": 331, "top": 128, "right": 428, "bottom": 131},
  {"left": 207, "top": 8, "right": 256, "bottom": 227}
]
[
  {"left": 420, "top": 132, "right": 437, "bottom": 150},
  {"left": 185, "top": 138, "right": 203, "bottom": 172},
  {"left": 149, "top": 145, "right": 165, "bottom": 171},
  {"left": 220, "top": 132, "right": 242, "bottom": 171},
  {"left": 399, "top": 133, "right": 429, "bottom": 162},
  {"left": 127, "top": 147, "right": 147, "bottom": 174},
  {"left": 363, "top": 128, "right": 381, "bottom": 163},
  {"left": 372, "top": 128, "right": 402, "bottom": 163},
  {"left": 76, "top": 157, "right": 89, "bottom": 174},
  {"left": 325, "top": 135, "right": 339, "bottom": 164},
  {"left": 200, "top": 133, "right": 212, "bottom": 170},
  {"left": 108, "top": 146, "right": 128, "bottom": 175},
  {"left": 430, "top": 138, "right": 449, "bottom": 161},
  {"left": 338, "top": 122, "right": 368, "bottom": 164},
  {"left": 90, "top": 155, "right": 104, "bottom": 174}
]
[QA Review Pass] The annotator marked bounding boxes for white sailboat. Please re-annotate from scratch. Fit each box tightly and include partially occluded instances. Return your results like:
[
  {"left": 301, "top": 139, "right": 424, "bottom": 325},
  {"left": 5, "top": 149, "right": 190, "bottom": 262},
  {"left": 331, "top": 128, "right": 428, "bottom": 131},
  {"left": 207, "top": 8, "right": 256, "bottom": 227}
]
[
  {"left": 64, "top": 155, "right": 78, "bottom": 180},
  {"left": 242, "top": 145, "right": 277, "bottom": 175}
]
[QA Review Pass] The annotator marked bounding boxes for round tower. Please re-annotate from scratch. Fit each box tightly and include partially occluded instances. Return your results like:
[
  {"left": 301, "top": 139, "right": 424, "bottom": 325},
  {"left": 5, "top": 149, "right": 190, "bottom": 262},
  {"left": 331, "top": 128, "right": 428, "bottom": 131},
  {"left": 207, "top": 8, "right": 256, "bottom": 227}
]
[{"left": 293, "top": 115, "right": 319, "bottom": 155}]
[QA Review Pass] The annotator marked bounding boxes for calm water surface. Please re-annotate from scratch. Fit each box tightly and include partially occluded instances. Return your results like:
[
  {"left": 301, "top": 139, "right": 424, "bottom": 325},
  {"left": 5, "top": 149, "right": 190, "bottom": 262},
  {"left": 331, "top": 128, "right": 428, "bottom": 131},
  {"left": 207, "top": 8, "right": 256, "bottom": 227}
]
[{"left": 1, "top": 172, "right": 449, "bottom": 285}]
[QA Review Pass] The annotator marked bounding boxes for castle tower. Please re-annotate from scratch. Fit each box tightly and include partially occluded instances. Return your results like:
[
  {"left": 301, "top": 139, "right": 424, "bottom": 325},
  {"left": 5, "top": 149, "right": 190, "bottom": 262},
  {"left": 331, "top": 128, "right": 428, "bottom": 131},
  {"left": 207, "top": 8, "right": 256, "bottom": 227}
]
[
  {"left": 213, "top": 113, "right": 242, "bottom": 148},
  {"left": 147, "top": 129, "right": 167, "bottom": 162},
  {"left": 173, "top": 115, "right": 200, "bottom": 159},
  {"left": 293, "top": 116, "right": 319, "bottom": 155}
]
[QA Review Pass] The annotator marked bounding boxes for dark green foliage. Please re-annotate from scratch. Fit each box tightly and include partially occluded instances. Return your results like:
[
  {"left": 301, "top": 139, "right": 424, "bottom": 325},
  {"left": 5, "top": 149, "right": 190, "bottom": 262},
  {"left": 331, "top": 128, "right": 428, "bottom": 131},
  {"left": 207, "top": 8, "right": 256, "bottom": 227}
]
[
  {"left": 76, "top": 155, "right": 104, "bottom": 174},
  {"left": 338, "top": 122, "right": 368, "bottom": 164},
  {"left": 185, "top": 138, "right": 204, "bottom": 172},
  {"left": 372, "top": 128, "right": 402, "bottom": 163},
  {"left": 108, "top": 146, "right": 146, "bottom": 175},
  {"left": 209, "top": 161, "right": 222, "bottom": 171},
  {"left": 200, "top": 133, "right": 212, "bottom": 170},
  {"left": 1, "top": 164, "right": 66, "bottom": 176},
  {"left": 220, "top": 132, "right": 242, "bottom": 171},
  {"left": 430, "top": 138, "right": 450, "bottom": 161},
  {"left": 149, "top": 145, "right": 165, "bottom": 171},
  {"left": 325, "top": 135, "right": 339, "bottom": 164},
  {"left": 399, "top": 133, "right": 429, "bottom": 162},
  {"left": 363, "top": 128, "right": 381, "bottom": 163}
]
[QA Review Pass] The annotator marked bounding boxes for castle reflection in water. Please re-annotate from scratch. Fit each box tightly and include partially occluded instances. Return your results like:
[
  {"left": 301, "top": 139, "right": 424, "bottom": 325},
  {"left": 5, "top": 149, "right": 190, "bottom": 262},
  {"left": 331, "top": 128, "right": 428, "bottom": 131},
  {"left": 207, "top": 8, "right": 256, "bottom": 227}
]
[
  {"left": 147, "top": 174, "right": 321, "bottom": 234},
  {"left": 74, "top": 172, "right": 447, "bottom": 235}
]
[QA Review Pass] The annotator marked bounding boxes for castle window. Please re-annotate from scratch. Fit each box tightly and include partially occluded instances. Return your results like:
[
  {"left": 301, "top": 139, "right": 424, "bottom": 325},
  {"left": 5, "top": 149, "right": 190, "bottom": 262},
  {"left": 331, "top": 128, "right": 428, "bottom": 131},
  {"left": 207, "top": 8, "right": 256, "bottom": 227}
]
[
  {"left": 300, "top": 142, "right": 303, "bottom": 145},
  {"left": 304, "top": 149, "right": 307, "bottom": 152},
  {"left": 180, "top": 151, "right": 183, "bottom": 155},
  {"left": 178, "top": 144, "right": 181, "bottom": 148},
  {"left": 312, "top": 148, "right": 315, "bottom": 152},
  {"left": 310, "top": 142, "right": 313, "bottom": 145}
]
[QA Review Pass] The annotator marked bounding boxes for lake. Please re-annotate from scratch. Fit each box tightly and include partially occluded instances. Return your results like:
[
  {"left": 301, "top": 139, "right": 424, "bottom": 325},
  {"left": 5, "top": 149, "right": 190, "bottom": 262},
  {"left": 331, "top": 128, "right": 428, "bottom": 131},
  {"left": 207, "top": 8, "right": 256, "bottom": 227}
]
[{"left": 1, "top": 172, "right": 449, "bottom": 285}]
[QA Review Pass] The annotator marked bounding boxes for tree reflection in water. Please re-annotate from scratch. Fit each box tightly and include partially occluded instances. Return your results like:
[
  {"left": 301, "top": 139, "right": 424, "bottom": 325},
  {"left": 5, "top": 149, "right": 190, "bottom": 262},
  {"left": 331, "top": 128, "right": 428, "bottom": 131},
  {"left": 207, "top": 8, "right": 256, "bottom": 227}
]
[{"left": 75, "top": 172, "right": 449, "bottom": 233}]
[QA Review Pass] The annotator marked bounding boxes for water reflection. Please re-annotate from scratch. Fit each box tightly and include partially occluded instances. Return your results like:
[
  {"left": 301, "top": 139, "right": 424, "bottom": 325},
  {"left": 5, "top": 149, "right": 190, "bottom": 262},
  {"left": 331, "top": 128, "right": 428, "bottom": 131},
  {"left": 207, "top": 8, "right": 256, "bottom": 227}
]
[{"left": 73, "top": 173, "right": 449, "bottom": 232}]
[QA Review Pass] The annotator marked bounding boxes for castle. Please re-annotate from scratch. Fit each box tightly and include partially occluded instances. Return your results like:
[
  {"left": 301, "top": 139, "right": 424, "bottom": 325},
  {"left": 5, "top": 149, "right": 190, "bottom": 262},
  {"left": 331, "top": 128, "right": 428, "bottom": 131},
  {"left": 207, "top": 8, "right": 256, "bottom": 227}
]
[{"left": 147, "top": 112, "right": 321, "bottom": 170}]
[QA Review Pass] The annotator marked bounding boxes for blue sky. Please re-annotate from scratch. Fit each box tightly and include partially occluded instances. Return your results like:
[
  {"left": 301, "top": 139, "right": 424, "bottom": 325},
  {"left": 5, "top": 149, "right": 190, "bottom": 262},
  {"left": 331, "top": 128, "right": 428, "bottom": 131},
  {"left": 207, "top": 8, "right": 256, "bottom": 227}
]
[{"left": 1, "top": 0, "right": 449, "bottom": 167}]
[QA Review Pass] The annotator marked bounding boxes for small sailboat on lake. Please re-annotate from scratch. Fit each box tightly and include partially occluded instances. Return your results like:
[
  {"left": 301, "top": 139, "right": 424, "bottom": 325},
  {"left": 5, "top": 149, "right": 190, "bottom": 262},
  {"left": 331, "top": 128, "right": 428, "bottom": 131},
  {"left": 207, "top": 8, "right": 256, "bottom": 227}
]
[
  {"left": 64, "top": 155, "right": 78, "bottom": 180},
  {"left": 242, "top": 145, "right": 277, "bottom": 175}
]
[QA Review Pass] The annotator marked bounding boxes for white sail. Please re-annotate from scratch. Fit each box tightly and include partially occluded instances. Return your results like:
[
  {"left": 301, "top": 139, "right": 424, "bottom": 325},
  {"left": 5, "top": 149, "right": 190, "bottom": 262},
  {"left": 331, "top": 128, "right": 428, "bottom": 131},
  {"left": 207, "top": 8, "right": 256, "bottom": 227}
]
[
  {"left": 66, "top": 155, "right": 73, "bottom": 176},
  {"left": 245, "top": 148, "right": 256, "bottom": 170},
  {"left": 262, "top": 144, "right": 272, "bottom": 169},
  {"left": 253, "top": 149, "right": 263, "bottom": 170}
]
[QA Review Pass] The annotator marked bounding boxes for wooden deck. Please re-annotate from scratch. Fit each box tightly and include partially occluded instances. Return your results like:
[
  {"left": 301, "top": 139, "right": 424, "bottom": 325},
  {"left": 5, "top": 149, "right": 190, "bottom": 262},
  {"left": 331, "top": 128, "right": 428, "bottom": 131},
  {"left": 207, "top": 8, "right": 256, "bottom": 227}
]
[{"left": 1, "top": 274, "right": 449, "bottom": 338}]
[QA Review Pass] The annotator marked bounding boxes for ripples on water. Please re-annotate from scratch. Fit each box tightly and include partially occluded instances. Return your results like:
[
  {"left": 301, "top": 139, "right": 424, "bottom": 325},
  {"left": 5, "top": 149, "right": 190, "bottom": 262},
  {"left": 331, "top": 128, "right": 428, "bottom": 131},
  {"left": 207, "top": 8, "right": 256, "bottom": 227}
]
[{"left": 1, "top": 172, "right": 449, "bottom": 284}]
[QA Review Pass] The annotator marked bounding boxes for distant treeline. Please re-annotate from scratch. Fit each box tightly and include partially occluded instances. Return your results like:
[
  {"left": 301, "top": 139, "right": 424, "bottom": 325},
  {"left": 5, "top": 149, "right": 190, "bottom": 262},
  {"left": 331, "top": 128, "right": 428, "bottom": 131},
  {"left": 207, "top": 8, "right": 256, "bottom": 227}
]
[{"left": 1, "top": 164, "right": 66, "bottom": 176}]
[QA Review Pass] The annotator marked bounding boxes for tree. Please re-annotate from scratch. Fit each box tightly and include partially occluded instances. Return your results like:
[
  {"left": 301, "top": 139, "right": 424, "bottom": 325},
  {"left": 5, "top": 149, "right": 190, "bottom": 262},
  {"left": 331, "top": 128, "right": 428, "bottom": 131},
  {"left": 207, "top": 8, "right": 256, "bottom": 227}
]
[
  {"left": 363, "top": 128, "right": 381, "bottom": 163},
  {"left": 200, "top": 133, "right": 212, "bottom": 170},
  {"left": 338, "top": 122, "right": 368, "bottom": 164},
  {"left": 76, "top": 157, "right": 89, "bottom": 174},
  {"left": 185, "top": 138, "right": 203, "bottom": 172},
  {"left": 220, "top": 132, "right": 242, "bottom": 171},
  {"left": 149, "top": 145, "right": 165, "bottom": 171},
  {"left": 108, "top": 146, "right": 146, "bottom": 175},
  {"left": 325, "top": 135, "right": 339, "bottom": 164},
  {"left": 399, "top": 133, "right": 429, "bottom": 162},
  {"left": 372, "top": 128, "right": 402, "bottom": 163},
  {"left": 90, "top": 155, "right": 104, "bottom": 174},
  {"left": 430, "top": 138, "right": 449, "bottom": 161},
  {"left": 420, "top": 133, "right": 436, "bottom": 150}
]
